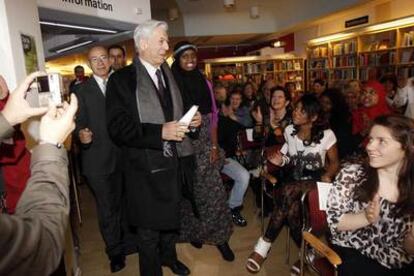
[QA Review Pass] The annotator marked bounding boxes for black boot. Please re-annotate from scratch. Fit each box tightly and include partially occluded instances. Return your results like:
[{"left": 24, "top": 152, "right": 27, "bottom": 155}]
[
  {"left": 217, "top": 242, "right": 235, "bottom": 262},
  {"left": 231, "top": 207, "right": 247, "bottom": 227},
  {"left": 190, "top": 241, "right": 203, "bottom": 249}
]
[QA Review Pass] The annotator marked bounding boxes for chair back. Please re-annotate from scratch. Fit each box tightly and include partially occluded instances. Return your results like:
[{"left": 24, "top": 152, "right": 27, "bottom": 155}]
[{"left": 302, "top": 186, "right": 328, "bottom": 236}]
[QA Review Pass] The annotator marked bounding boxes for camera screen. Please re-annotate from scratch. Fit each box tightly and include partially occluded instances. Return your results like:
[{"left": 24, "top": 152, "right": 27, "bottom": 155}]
[{"left": 37, "top": 76, "right": 50, "bottom": 93}]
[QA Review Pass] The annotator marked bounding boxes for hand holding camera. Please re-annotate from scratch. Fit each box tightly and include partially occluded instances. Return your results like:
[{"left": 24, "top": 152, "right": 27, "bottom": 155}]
[
  {"left": 39, "top": 93, "right": 78, "bottom": 146},
  {"left": 2, "top": 71, "right": 49, "bottom": 126}
]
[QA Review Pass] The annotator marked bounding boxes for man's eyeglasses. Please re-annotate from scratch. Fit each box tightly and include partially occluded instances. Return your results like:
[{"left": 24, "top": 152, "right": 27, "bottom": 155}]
[{"left": 89, "top": 55, "right": 108, "bottom": 64}]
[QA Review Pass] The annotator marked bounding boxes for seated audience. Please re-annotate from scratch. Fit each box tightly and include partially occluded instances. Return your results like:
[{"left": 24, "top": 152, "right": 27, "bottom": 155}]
[
  {"left": 352, "top": 81, "right": 391, "bottom": 140},
  {"left": 0, "top": 72, "right": 78, "bottom": 275},
  {"left": 246, "top": 94, "right": 339, "bottom": 274},
  {"left": 320, "top": 88, "right": 357, "bottom": 158},
  {"left": 251, "top": 86, "right": 292, "bottom": 216},
  {"left": 218, "top": 89, "right": 250, "bottom": 227},
  {"left": 242, "top": 81, "right": 257, "bottom": 109},
  {"left": 393, "top": 76, "right": 414, "bottom": 119},
  {"left": 381, "top": 74, "right": 400, "bottom": 111},
  {"left": 312, "top": 78, "right": 326, "bottom": 97},
  {"left": 327, "top": 114, "right": 414, "bottom": 275}
]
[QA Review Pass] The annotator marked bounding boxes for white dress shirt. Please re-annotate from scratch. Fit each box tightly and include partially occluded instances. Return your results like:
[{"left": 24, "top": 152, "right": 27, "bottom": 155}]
[{"left": 139, "top": 58, "right": 166, "bottom": 89}]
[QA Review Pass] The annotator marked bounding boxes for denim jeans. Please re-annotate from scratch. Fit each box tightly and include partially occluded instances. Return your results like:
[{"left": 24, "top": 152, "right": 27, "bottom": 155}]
[{"left": 221, "top": 158, "right": 250, "bottom": 209}]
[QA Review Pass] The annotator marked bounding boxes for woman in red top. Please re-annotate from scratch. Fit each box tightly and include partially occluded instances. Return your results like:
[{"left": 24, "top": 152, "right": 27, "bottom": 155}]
[{"left": 0, "top": 76, "right": 31, "bottom": 214}]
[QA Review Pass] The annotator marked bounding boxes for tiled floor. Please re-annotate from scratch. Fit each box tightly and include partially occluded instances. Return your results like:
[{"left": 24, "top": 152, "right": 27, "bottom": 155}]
[{"left": 76, "top": 185, "right": 299, "bottom": 276}]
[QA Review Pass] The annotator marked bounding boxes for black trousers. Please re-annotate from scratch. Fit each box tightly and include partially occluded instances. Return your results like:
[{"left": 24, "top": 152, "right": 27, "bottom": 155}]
[
  {"left": 333, "top": 245, "right": 414, "bottom": 276},
  {"left": 136, "top": 228, "right": 178, "bottom": 276},
  {"left": 85, "top": 171, "right": 123, "bottom": 258}
]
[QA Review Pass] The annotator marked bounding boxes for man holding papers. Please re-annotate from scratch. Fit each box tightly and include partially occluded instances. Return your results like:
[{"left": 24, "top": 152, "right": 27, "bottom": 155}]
[{"left": 105, "top": 20, "right": 201, "bottom": 276}]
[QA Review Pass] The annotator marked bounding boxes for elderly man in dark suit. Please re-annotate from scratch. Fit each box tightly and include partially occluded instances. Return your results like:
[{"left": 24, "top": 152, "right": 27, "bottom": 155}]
[
  {"left": 74, "top": 46, "right": 125, "bottom": 273},
  {"left": 106, "top": 20, "right": 201, "bottom": 276}
]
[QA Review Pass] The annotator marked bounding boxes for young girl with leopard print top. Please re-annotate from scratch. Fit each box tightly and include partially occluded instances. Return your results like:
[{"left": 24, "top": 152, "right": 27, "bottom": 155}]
[{"left": 327, "top": 114, "right": 414, "bottom": 275}]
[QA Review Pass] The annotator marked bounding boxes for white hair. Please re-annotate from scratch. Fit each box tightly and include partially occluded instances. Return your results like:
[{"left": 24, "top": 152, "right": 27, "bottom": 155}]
[{"left": 133, "top": 20, "right": 168, "bottom": 52}]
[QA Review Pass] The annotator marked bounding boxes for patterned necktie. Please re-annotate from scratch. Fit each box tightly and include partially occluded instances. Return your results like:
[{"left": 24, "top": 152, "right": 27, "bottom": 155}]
[{"left": 155, "top": 69, "right": 166, "bottom": 106}]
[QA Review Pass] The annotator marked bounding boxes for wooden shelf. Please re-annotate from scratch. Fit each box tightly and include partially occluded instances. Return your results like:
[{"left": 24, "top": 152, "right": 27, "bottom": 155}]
[
  {"left": 359, "top": 47, "right": 397, "bottom": 54},
  {"left": 331, "top": 66, "right": 356, "bottom": 69}
]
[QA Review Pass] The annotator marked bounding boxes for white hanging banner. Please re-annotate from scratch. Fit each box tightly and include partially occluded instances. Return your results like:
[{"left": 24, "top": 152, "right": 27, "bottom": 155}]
[{"left": 37, "top": 0, "right": 151, "bottom": 24}]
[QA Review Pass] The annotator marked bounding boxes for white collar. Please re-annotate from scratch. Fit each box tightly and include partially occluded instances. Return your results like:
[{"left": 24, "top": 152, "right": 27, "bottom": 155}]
[{"left": 139, "top": 58, "right": 161, "bottom": 77}]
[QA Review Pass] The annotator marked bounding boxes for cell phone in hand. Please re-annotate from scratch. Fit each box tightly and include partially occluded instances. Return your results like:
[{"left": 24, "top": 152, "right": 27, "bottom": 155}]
[{"left": 26, "top": 73, "right": 63, "bottom": 107}]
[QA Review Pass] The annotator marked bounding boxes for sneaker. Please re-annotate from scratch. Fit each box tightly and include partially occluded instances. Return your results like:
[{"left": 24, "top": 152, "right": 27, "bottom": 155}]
[{"left": 231, "top": 208, "right": 247, "bottom": 227}]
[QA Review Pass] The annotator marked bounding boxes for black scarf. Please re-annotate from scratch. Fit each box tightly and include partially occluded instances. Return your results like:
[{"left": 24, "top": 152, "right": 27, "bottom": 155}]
[{"left": 171, "top": 61, "right": 212, "bottom": 115}]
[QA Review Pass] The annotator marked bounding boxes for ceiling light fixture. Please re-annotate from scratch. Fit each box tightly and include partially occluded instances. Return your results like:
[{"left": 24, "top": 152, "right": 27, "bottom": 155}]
[
  {"left": 168, "top": 8, "right": 179, "bottom": 21},
  {"left": 273, "top": 40, "right": 285, "bottom": 48},
  {"left": 224, "top": 0, "right": 235, "bottom": 8},
  {"left": 250, "top": 5, "right": 259, "bottom": 19},
  {"left": 52, "top": 40, "right": 95, "bottom": 54},
  {"left": 40, "top": 21, "right": 118, "bottom": 34}
]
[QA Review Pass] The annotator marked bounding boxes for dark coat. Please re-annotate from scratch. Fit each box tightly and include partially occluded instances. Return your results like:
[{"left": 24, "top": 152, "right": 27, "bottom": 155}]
[
  {"left": 105, "top": 61, "right": 182, "bottom": 230},
  {"left": 74, "top": 77, "right": 118, "bottom": 176}
]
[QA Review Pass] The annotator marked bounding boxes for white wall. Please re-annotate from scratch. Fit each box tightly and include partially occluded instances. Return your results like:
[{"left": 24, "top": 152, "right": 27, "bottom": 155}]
[{"left": 0, "top": 0, "right": 45, "bottom": 89}]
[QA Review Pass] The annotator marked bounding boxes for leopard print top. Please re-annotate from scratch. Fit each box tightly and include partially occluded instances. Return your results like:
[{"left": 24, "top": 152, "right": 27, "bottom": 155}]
[{"left": 327, "top": 164, "right": 414, "bottom": 269}]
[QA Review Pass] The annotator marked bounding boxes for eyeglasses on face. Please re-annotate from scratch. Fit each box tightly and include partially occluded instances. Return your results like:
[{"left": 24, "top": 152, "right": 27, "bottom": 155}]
[{"left": 90, "top": 55, "right": 108, "bottom": 64}]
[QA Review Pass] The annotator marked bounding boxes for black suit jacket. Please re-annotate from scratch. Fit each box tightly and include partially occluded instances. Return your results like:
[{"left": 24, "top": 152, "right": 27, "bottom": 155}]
[
  {"left": 105, "top": 62, "right": 182, "bottom": 230},
  {"left": 74, "top": 77, "right": 118, "bottom": 175}
]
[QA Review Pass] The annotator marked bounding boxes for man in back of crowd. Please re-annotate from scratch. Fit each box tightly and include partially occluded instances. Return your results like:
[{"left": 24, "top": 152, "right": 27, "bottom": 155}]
[
  {"left": 109, "top": 44, "right": 127, "bottom": 71},
  {"left": 0, "top": 71, "right": 78, "bottom": 276},
  {"left": 69, "top": 65, "right": 88, "bottom": 93},
  {"left": 74, "top": 46, "right": 125, "bottom": 273}
]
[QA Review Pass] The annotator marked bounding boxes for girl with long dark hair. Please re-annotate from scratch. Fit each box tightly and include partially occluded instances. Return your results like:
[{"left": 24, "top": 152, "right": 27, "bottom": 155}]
[
  {"left": 327, "top": 114, "right": 414, "bottom": 275},
  {"left": 246, "top": 94, "right": 339, "bottom": 273}
]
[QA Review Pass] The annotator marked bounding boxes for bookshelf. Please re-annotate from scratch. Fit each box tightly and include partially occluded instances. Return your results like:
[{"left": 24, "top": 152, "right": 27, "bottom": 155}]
[
  {"left": 204, "top": 56, "right": 305, "bottom": 93},
  {"left": 307, "top": 16, "right": 414, "bottom": 87}
]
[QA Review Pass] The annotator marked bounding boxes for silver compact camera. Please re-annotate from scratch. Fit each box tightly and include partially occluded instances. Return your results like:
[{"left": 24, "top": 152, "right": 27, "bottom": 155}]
[{"left": 26, "top": 73, "right": 63, "bottom": 107}]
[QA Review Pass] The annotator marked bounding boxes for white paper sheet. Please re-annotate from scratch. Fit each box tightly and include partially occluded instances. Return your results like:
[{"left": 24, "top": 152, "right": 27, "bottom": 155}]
[
  {"left": 316, "top": 181, "right": 332, "bottom": 211},
  {"left": 179, "top": 105, "right": 199, "bottom": 126}
]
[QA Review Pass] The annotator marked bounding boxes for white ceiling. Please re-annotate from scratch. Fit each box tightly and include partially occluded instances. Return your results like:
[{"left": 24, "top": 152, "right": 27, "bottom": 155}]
[{"left": 40, "top": 0, "right": 374, "bottom": 61}]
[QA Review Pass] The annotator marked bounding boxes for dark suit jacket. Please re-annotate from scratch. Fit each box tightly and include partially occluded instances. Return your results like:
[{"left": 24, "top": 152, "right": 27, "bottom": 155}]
[
  {"left": 74, "top": 77, "right": 118, "bottom": 176},
  {"left": 106, "top": 61, "right": 182, "bottom": 230}
]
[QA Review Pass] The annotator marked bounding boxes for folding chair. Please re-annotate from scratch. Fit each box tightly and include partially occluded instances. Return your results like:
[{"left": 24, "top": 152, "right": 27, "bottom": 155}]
[{"left": 299, "top": 187, "right": 342, "bottom": 276}]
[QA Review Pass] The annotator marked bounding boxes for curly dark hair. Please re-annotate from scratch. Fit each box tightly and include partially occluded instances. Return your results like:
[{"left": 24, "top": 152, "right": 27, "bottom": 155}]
[
  {"left": 320, "top": 88, "right": 351, "bottom": 129},
  {"left": 292, "top": 93, "right": 328, "bottom": 146},
  {"left": 354, "top": 114, "right": 414, "bottom": 216}
]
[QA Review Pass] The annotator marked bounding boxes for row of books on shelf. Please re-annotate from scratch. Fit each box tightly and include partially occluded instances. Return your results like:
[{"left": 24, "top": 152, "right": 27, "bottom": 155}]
[
  {"left": 333, "top": 41, "right": 357, "bottom": 55},
  {"left": 359, "top": 67, "right": 396, "bottom": 81},
  {"left": 245, "top": 63, "right": 267, "bottom": 74},
  {"left": 398, "top": 67, "right": 414, "bottom": 78},
  {"left": 276, "top": 60, "right": 302, "bottom": 71},
  {"left": 310, "top": 46, "right": 329, "bottom": 58},
  {"left": 331, "top": 69, "right": 356, "bottom": 80},
  {"left": 309, "top": 71, "right": 328, "bottom": 80},
  {"left": 402, "top": 31, "right": 414, "bottom": 47},
  {"left": 332, "top": 56, "right": 356, "bottom": 67},
  {"left": 310, "top": 59, "right": 329, "bottom": 69},
  {"left": 400, "top": 49, "right": 414, "bottom": 63},
  {"left": 359, "top": 52, "right": 396, "bottom": 66},
  {"left": 365, "top": 39, "right": 396, "bottom": 52}
]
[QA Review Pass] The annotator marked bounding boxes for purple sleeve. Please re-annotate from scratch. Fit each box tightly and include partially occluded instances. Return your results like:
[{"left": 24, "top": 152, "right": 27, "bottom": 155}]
[{"left": 206, "top": 80, "right": 218, "bottom": 129}]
